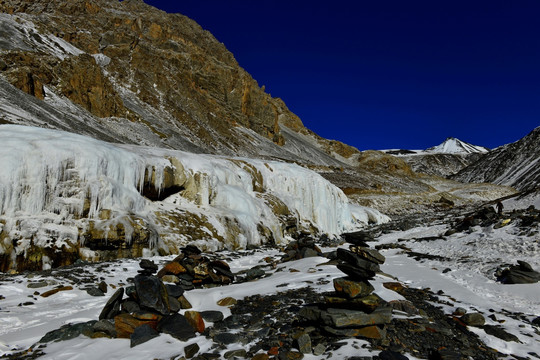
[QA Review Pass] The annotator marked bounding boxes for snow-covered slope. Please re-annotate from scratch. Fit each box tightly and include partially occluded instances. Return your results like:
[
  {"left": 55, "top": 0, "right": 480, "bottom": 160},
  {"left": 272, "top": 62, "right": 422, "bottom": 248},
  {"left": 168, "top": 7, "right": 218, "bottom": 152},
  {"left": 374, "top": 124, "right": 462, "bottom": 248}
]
[
  {"left": 453, "top": 127, "right": 540, "bottom": 191},
  {"left": 383, "top": 138, "right": 489, "bottom": 177},
  {"left": 425, "top": 137, "right": 489, "bottom": 154},
  {"left": 0, "top": 125, "right": 389, "bottom": 271}
]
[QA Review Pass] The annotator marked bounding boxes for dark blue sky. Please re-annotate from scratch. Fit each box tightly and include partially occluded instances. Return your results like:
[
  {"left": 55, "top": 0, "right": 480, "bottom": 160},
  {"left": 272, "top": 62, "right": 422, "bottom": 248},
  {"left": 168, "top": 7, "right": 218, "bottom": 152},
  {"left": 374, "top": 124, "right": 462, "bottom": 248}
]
[{"left": 144, "top": 0, "right": 540, "bottom": 150}]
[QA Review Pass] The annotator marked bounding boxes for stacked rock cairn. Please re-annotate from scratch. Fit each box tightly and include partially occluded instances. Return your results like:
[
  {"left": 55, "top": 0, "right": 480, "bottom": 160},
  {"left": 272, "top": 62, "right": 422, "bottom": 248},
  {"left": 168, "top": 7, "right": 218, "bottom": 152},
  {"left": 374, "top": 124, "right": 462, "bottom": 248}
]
[{"left": 300, "top": 230, "right": 392, "bottom": 341}]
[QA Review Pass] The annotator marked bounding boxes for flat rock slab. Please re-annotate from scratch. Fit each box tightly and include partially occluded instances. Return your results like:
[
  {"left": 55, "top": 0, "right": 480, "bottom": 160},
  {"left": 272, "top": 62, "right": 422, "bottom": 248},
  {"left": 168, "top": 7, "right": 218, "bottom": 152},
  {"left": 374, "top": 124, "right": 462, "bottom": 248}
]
[
  {"left": 134, "top": 275, "right": 170, "bottom": 315},
  {"left": 321, "top": 306, "right": 393, "bottom": 328},
  {"left": 333, "top": 277, "right": 374, "bottom": 299},
  {"left": 99, "top": 288, "right": 124, "bottom": 320}
]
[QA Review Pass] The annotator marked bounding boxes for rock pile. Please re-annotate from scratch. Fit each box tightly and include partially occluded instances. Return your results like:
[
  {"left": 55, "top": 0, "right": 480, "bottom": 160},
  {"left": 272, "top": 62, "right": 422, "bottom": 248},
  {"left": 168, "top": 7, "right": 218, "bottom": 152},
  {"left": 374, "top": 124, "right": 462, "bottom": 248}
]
[
  {"left": 40, "top": 258, "right": 210, "bottom": 348},
  {"left": 280, "top": 235, "right": 324, "bottom": 262},
  {"left": 496, "top": 260, "right": 540, "bottom": 284},
  {"left": 156, "top": 245, "right": 235, "bottom": 289},
  {"left": 300, "top": 232, "right": 392, "bottom": 342}
]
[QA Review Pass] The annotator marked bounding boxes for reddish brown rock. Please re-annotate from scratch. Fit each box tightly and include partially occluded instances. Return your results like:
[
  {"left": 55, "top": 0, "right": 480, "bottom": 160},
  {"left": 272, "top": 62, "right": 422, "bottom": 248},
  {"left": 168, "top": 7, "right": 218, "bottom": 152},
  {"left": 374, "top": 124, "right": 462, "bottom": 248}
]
[
  {"left": 333, "top": 277, "right": 374, "bottom": 299},
  {"left": 184, "top": 311, "right": 205, "bottom": 333},
  {"left": 40, "top": 286, "right": 73, "bottom": 298},
  {"left": 114, "top": 313, "right": 158, "bottom": 339}
]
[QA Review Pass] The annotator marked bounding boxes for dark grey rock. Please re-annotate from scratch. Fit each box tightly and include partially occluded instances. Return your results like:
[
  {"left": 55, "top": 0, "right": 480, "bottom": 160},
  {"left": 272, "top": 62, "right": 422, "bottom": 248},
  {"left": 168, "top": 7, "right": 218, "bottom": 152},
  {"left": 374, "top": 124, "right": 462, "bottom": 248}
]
[
  {"left": 246, "top": 268, "right": 266, "bottom": 281},
  {"left": 86, "top": 287, "right": 105, "bottom": 297},
  {"left": 336, "top": 248, "right": 380, "bottom": 272},
  {"left": 300, "top": 247, "right": 319, "bottom": 258},
  {"left": 224, "top": 349, "right": 247, "bottom": 359},
  {"left": 378, "top": 350, "right": 409, "bottom": 360},
  {"left": 168, "top": 296, "right": 181, "bottom": 313},
  {"left": 200, "top": 310, "right": 224, "bottom": 322},
  {"left": 130, "top": 324, "right": 159, "bottom": 347},
  {"left": 213, "top": 332, "right": 240, "bottom": 345},
  {"left": 134, "top": 275, "right": 170, "bottom": 315},
  {"left": 157, "top": 313, "right": 196, "bottom": 341},
  {"left": 98, "top": 281, "right": 108, "bottom": 293},
  {"left": 342, "top": 230, "right": 374, "bottom": 245},
  {"left": 99, "top": 288, "right": 124, "bottom": 320},
  {"left": 298, "top": 306, "right": 321, "bottom": 322},
  {"left": 483, "top": 325, "right": 520, "bottom": 342},
  {"left": 39, "top": 321, "right": 96, "bottom": 343},
  {"left": 122, "top": 300, "right": 141, "bottom": 313},
  {"left": 461, "top": 313, "right": 485, "bottom": 327},
  {"left": 184, "top": 343, "right": 200, "bottom": 358},
  {"left": 93, "top": 319, "right": 116, "bottom": 337},
  {"left": 321, "top": 306, "right": 392, "bottom": 328},
  {"left": 139, "top": 259, "right": 158, "bottom": 274},
  {"left": 27, "top": 281, "right": 48, "bottom": 288},
  {"left": 165, "top": 284, "right": 184, "bottom": 298},
  {"left": 336, "top": 263, "right": 375, "bottom": 280}
]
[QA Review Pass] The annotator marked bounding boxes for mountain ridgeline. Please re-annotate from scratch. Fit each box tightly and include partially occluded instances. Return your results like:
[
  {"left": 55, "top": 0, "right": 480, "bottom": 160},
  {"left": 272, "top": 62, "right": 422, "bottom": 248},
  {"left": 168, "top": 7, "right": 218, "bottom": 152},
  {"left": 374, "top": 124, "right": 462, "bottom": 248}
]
[{"left": 0, "top": 0, "right": 357, "bottom": 166}]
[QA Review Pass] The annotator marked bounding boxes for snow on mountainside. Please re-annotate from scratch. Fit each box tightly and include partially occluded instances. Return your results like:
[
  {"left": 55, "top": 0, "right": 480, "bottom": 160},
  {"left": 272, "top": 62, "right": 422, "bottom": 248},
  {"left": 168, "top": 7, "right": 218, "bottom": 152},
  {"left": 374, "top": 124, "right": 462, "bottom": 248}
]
[
  {"left": 0, "top": 125, "right": 389, "bottom": 271},
  {"left": 383, "top": 138, "right": 489, "bottom": 177},
  {"left": 0, "top": 1, "right": 359, "bottom": 167},
  {"left": 453, "top": 127, "right": 540, "bottom": 191},
  {"left": 425, "top": 137, "right": 489, "bottom": 154}
]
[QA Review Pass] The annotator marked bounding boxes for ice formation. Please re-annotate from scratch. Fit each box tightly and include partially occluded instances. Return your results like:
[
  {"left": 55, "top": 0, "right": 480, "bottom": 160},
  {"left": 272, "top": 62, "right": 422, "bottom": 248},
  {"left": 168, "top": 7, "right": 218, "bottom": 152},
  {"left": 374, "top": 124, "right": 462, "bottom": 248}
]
[{"left": 0, "top": 125, "right": 389, "bottom": 264}]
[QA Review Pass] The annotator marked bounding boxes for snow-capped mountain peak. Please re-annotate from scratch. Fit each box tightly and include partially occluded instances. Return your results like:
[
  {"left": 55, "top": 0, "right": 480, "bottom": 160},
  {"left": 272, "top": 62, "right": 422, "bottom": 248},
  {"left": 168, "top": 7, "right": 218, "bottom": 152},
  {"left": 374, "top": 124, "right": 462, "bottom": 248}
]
[{"left": 426, "top": 137, "right": 489, "bottom": 154}]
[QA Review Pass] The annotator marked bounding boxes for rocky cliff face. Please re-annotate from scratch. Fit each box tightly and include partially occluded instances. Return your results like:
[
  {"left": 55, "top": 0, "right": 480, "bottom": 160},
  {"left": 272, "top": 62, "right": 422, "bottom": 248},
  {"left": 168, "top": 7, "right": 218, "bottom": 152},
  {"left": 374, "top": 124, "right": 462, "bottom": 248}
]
[
  {"left": 453, "top": 127, "right": 540, "bottom": 191},
  {"left": 0, "top": 0, "right": 356, "bottom": 166}
]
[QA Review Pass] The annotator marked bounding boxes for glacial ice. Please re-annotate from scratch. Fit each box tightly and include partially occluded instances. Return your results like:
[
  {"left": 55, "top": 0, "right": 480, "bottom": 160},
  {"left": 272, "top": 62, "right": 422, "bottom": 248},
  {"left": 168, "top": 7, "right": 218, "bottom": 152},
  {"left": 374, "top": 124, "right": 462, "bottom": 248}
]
[{"left": 0, "top": 125, "right": 389, "bottom": 259}]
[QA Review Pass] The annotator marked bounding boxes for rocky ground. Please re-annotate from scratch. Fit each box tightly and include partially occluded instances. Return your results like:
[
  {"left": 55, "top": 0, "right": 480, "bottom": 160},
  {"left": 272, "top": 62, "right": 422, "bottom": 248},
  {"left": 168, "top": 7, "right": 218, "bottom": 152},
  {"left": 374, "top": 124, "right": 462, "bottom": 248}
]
[{"left": 1, "top": 204, "right": 539, "bottom": 360}]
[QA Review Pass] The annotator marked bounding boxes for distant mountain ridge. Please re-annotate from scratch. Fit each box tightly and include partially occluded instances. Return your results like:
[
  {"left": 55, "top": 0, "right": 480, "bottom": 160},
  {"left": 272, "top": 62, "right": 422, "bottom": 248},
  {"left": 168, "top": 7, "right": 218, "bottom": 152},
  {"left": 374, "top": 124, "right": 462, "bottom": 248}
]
[
  {"left": 383, "top": 137, "right": 489, "bottom": 177},
  {"left": 453, "top": 127, "right": 540, "bottom": 191},
  {"left": 426, "top": 137, "right": 489, "bottom": 154}
]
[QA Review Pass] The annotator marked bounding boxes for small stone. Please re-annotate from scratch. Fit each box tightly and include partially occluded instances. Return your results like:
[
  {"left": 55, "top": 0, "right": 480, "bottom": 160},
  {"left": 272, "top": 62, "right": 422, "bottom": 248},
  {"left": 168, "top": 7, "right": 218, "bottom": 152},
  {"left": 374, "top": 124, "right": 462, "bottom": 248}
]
[
  {"left": 168, "top": 296, "right": 181, "bottom": 313},
  {"left": 246, "top": 268, "right": 266, "bottom": 281},
  {"left": 213, "top": 332, "right": 240, "bottom": 345},
  {"left": 184, "top": 311, "right": 205, "bottom": 333},
  {"left": 139, "top": 259, "right": 158, "bottom": 274},
  {"left": 252, "top": 354, "right": 270, "bottom": 360},
  {"left": 333, "top": 277, "right": 374, "bottom": 299},
  {"left": 27, "top": 281, "right": 48, "bottom": 288},
  {"left": 184, "top": 343, "right": 200, "bottom": 358},
  {"left": 278, "top": 351, "right": 304, "bottom": 359},
  {"left": 383, "top": 282, "right": 406, "bottom": 294},
  {"left": 224, "top": 349, "right": 247, "bottom": 359},
  {"left": 313, "top": 343, "right": 326, "bottom": 356},
  {"left": 217, "top": 296, "right": 237, "bottom": 306},
  {"left": 296, "top": 333, "right": 311, "bottom": 354},
  {"left": 378, "top": 350, "right": 409, "bottom": 360},
  {"left": 178, "top": 295, "right": 192, "bottom": 309},
  {"left": 39, "top": 321, "right": 96, "bottom": 343},
  {"left": 114, "top": 313, "right": 158, "bottom": 339},
  {"left": 461, "top": 313, "right": 485, "bottom": 327},
  {"left": 165, "top": 284, "right": 184, "bottom": 298},
  {"left": 86, "top": 287, "right": 105, "bottom": 297},
  {"left": 40, "top": 286, "right": 73, "bottom": 298},
  {"left": 161, "top": 275, "right": 180, "bottom": 284},
  {"left": 200, "top": 310, "right": 224, "bottom": 322},
  {"left": 158, "top": 262, "right": 187, "bottom": 278},
  {"left": 98, "top": 281, "right": 108, "bottom": 293},
  {"left": 453, "top": 307, "right": 467, "bottom": 316},
  {"left": 130, "top": 324, "right": 159, "bottom": 347}
]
